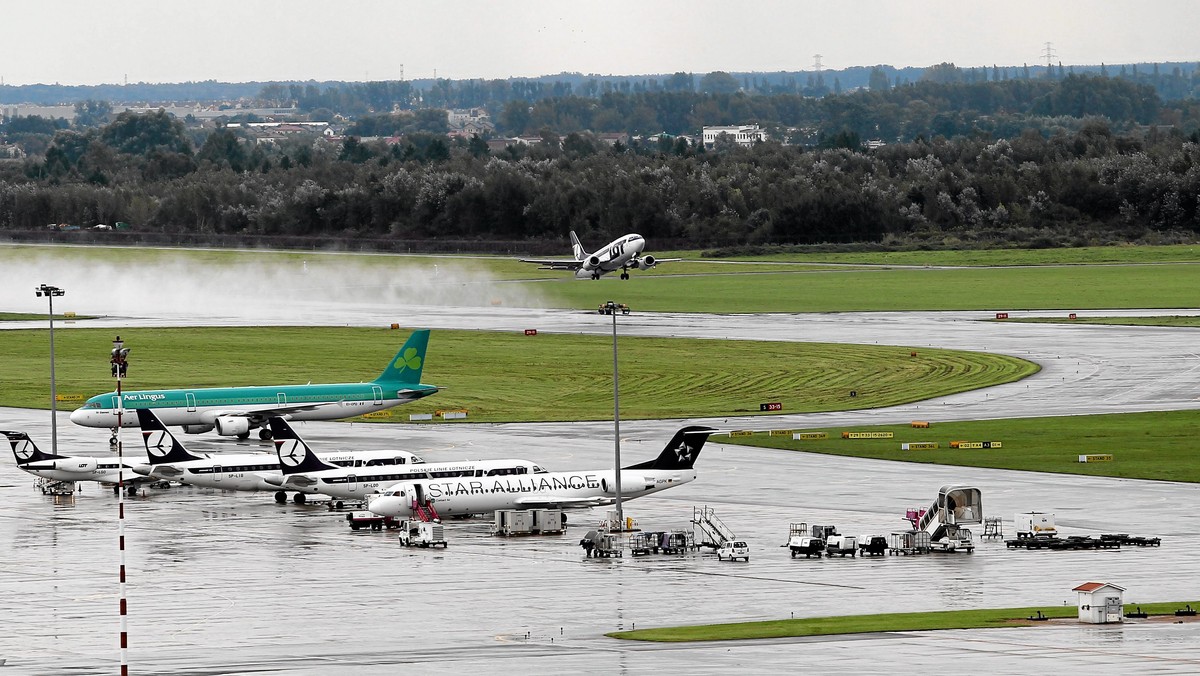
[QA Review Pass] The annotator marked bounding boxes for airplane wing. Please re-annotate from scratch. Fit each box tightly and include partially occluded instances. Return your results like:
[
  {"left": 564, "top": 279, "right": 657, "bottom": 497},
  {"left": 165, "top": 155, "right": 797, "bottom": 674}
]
[
  {"left": 518, "top": 258, "right": 585, "bottom": 271},
  {"left": 512, "top": 495, "right": 615, "bottom": 509}
]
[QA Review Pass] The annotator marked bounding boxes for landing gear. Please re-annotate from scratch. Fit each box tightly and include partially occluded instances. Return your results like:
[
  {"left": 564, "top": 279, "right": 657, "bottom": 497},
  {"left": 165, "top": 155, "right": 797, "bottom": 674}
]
[
  {"left": 591, "top": 272, "right": 601, "bottom": 280},
  {"left": 127, "top": 485, "right": 138, "bottom": 497},
  {"left": 274, "top": 491, "right": 287, "bottom": 504},
  {"left": 292, "top": 492, "right": 307, "bottom": 505},
  {"left": 109, "top": 430, "right": 118, "bottom": 448},
  {"left": 620, "top": 269, "right": 630, "bottom": 280},
  {"left": 236, "top": 432, "right": 250, "bottom": 441},
  {"left": 258, "top": 428, "right": 273, "bottom": 441}
]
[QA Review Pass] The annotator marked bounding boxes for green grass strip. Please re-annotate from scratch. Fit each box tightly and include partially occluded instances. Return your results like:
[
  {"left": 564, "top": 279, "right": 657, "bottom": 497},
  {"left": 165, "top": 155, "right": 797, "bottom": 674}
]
[
  {"left": 608, "top": 601, "right": 1200, "bottom": 642},
  {"left": 1005, "top": 316, "right": 1200, "bottom": 328},
  {"left": 727, "top": 410, "right": 1200, "bottom": 482},
  {"left": 0, "top": 327, "right": 1035, "bottom": 424}
]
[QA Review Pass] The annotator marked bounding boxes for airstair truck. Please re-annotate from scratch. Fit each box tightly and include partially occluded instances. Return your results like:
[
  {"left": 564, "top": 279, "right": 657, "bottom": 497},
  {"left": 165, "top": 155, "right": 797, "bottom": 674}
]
[{"left": 908, "top": 485, "right": 982, "bottom": 552}]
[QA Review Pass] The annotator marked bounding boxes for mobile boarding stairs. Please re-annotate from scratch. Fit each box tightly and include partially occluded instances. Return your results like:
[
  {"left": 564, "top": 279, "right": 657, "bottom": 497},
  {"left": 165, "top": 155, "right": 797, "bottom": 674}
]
[{"left": 905, "top": 485, "right": 982, "bottom": 553}]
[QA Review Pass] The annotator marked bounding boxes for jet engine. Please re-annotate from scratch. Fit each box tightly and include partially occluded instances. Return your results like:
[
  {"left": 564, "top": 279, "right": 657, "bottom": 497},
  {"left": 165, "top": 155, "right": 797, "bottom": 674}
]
[
  {"left": 182, "top": 423, "right": 215, "bottom": 435},
  {"left": 630, "top": 255, "right": 656, "bottom": 269},
  {"left": 214, "top": 416, "right": 250, "bottom": 437},
  {"left": 585, "top": 255, "right": 601, "bottom": 270},
  {"left": 600, "top": 474, "right": 653, "bottom": 496}
]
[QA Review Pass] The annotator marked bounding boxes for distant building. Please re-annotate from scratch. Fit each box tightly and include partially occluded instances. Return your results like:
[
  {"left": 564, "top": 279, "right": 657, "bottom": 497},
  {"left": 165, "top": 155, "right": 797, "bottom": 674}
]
[
  {"left": 0, "top": 143, "right": 26, "bottom": 159},
  {"left": 447, "top": 108, "right": 494, "bottom": 137},
  {"left": 702, "top": 124, "right": 768, "bottom": 149}
]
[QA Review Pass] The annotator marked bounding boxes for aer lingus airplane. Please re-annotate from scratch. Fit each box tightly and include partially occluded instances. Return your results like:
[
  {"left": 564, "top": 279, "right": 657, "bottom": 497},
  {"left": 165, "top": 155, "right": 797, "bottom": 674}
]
[
  {"left": 264, "top": 417, "right": 548, "bottom": 502},
  {"left": 366, "top": 426, "right": 717, "bottom": 519},
  {"left": 520, "top": 231, "right": 679, "bottom": 280},
  {"left": 131, "top": 408, "right": 424, "bottom": 504},
  {"left": 71, "top": 329, "right": 438, "bottom": 441},
  {"left": 4, "top": 430, "right": 156, "bottom": 491}
]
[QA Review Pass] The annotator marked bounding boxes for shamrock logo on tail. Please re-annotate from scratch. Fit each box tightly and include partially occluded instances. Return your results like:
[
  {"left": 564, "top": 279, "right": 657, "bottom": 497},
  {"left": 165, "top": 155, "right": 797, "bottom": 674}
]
[{"left": 394, "top": 348, "right": 423, "bottom": 372}]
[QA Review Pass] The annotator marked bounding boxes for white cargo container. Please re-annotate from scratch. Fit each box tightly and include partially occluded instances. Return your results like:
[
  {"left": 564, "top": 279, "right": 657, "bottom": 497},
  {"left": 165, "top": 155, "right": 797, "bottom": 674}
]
[
  {"left": 1015, "top": 512, "right": 1057, "bottom": 537},
  {"left": 493, "top": 509, "right": 534, "bottom": 536},
  {"left": 826, "top": 534, "right": 858, "bottom": 557},
  {"left": 532, "top": 509, "right": 564, "bottom": 534}
]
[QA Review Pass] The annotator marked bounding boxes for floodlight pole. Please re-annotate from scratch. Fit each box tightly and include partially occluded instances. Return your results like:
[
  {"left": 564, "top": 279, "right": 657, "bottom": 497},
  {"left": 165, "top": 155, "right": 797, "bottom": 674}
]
[
  {"left": 606, "top": 300, "right": 623, "bottom": 531},
  {"left": 111, "top": 335, "right": 129, "bottom": 676},
  {"left": 35, "top": 284, "right": 65, "bottom": 454}
]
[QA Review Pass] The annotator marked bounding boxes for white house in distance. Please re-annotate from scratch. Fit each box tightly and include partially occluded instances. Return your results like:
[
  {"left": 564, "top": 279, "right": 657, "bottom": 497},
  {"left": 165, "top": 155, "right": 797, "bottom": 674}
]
[
  {"left": 702, "top": 124, "right": 768, "bottom": 149},
  {"left": 1073, "top": 581, "right": 1125, "bottom": 624}
]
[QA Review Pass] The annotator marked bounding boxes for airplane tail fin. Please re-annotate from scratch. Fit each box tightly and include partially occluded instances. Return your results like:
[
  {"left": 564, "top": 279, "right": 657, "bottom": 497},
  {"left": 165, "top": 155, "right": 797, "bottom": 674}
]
[
  {"left": 269, "top": 418, "right": 337, "bottom": 474},
  {"left": 136, "top": 409, "right": 206, "bottom": 464},
  {"left": 624, "top": 426, "right": 719, "bottom": 471},
  {"left": 373, "top": 329, "right": 430, "bottom": 384},
  {"left": 570, "top": 231, "right": 586, "bottom": 261},
  {"left": 2, "top": 430, "right": 63, "bottom": 465}
]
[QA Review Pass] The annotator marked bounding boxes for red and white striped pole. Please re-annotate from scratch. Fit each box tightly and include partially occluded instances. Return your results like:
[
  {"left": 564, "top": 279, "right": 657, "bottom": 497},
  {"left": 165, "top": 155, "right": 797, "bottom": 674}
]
[{"left": 112, "top": 336, "right": 130, "bottom": 676}]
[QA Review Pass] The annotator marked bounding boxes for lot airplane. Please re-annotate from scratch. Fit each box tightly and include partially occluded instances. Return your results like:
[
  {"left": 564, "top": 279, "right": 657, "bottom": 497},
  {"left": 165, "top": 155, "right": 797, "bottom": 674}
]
[
  {"left": 71, "top": 329, "right": 439, "bottom": 442},
  {"left": 265, "top": 417, "right": 548, "bottom": 503},
  {"left": 367, "top": 426, "right": 717, "bottom": 519},
  {"left": 4, "top": 430, "right": 154, "bottom": 492},
  {"left": 520, "top": 231, "right": 678, "bottom": 280},
  {"left": 131, "top": 409, "right": 424, "bottom": 503}
]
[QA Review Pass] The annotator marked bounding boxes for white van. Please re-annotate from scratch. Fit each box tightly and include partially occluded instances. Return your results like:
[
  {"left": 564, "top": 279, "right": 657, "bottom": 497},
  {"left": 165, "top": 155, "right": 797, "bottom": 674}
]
[{"left": 717, "top": 540, "right": 750, "bottom": 562}]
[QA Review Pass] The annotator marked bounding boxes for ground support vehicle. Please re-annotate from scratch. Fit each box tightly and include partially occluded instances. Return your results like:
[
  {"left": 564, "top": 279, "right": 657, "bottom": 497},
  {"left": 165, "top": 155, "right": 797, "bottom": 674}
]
[
  {"left": 717, "top": 540, "right": 750, "bottom": 561},
  {"left": 347, "top": 511, "right": 399, "bottom": 531},
  {"left": 397, "top": 520, "right": 447, "bottom": 548}
]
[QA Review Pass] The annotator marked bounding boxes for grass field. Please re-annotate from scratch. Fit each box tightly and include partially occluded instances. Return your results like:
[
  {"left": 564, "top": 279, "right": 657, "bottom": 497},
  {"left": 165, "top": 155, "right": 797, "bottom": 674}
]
[
  {"left": 702, "top": 244, "right": 1200, "bottom": 266},
  {"left": 0, "top": 326, "right": 1036, "bottom": 423},
  {"left": 607, "top": 601, "right": 1200, "bottom": 642},
  {"left": 8, "top": 243, "right": 1200, "bottom": 313},
  {"left": 723, "top": 410, "right": 1200, "bottom": 482}
]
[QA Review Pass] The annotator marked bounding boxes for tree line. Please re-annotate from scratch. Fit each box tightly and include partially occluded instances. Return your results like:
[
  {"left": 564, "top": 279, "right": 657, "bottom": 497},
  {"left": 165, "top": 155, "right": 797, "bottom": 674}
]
[{"left": 1, "top": 78, "right": 1200, "bottom": 252}]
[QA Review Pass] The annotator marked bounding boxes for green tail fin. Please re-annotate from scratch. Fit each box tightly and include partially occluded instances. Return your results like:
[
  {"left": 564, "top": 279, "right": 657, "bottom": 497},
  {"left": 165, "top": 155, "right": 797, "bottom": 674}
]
[{"left": 374, "top": 329, "right": 431, "bottom": 384}]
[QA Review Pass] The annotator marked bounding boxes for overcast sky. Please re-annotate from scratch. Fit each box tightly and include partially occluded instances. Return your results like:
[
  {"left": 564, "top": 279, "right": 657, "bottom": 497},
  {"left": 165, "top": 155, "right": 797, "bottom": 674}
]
[{"left": 3, "top": 1, "right": 1195, "bottom": 86}]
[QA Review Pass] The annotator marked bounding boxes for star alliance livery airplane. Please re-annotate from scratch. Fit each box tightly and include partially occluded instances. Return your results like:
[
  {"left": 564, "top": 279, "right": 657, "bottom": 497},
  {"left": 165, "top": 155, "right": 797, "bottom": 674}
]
[
  {"left": 265, "top": 417, "right": 548, "bottom": 502},
  {"left": 520, "top": 231, "right": 679, "bottom": 280},
  {"left": 71, "top": 330, "right": 439, "bottom": 441},
  {"left": 367, "top": 426, "right": 718, "bottom": 519}
]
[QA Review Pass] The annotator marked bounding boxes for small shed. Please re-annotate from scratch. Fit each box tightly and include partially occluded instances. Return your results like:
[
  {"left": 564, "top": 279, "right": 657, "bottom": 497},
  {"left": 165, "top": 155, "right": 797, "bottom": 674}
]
[{"left": 1073, "top": 582, "right": 1126, "bottom": 623}]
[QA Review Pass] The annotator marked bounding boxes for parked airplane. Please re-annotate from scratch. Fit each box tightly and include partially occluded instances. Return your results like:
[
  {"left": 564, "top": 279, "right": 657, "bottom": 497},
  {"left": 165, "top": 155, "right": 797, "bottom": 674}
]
[
  {"left": 264, "top": 417, "right": 548, "bottom": 503},
  {"left": 520, "top": 231, "right": 678, "bottom": 280},
  {"left": 367, "top": 426, "right": 717, "bottom": 519},
  {"left": 130, "top": 409, "right": 424, "bottom": 503},
  {"left": 3, "top": 430, "right": 154, "bottom": 493},
  {"left": 71, "top": 329, "right": 439, "bottom": 442}
]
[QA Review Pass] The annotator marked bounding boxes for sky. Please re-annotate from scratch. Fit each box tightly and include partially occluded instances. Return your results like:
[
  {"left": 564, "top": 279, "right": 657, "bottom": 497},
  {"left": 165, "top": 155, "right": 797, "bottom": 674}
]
[{"left": 3, "top": 1, "right": 1196, "bottom": 86}]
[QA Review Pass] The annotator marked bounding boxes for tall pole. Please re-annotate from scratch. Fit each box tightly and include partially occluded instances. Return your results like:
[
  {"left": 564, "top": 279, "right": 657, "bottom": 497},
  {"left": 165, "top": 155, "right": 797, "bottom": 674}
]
[
  {"left": 111, "top": 336, "right": 129, "bottom": 676},
  {"left": 607, "top": 300, "right": 622, "bottom": 530},
  {"left": 36, "top": 284, "right": 64, "bottom": 454}
]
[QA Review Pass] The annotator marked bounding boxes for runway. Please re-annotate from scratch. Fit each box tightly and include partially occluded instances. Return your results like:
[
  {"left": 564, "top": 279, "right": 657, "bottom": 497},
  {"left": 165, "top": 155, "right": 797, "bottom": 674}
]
[{"left": 3, "top": 301, "right": 1200, "bottom": 674}]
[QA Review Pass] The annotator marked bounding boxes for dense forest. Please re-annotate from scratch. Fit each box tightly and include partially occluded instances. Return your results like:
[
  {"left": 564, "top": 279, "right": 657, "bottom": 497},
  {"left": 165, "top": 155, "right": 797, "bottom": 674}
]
[{"left": 2, "top": 74, "right": 1200, "bottom": 252}]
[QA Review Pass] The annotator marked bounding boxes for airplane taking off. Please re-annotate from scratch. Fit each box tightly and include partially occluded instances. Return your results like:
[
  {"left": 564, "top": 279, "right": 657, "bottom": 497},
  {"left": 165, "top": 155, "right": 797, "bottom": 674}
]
[
  {"left": 71, "top": 329, "right": 439, "bottom": 442},
  {"left": 3, "top": 430, "right": 154, "bottom": 492},
  {"left": 265, "top": 417, "right": 548, "bottom": 502},
  {"left": 520, "top": 231, "right": 679, "bottom": 280},
  {"left": 367, "top": 426, "right": 718, "bottom": 519},
  {"left": 131, "top": 408, "right": 424, "bottom": 503}
]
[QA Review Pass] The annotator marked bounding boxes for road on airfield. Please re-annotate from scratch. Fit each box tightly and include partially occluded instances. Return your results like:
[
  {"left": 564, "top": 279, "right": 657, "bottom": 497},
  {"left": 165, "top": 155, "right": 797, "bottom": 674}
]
[{"left": 4, "top": 301, "right": 1200, "bottom": 673}]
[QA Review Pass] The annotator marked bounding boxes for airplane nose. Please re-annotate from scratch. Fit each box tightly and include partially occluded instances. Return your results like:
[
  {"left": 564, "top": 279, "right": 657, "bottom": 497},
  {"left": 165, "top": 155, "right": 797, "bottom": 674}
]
[
  {"left": 368, "top": 498, "right": 395, "bottom": 516},
  {"left": 69, "top": 408, "right": 86, "bottom": 425}
]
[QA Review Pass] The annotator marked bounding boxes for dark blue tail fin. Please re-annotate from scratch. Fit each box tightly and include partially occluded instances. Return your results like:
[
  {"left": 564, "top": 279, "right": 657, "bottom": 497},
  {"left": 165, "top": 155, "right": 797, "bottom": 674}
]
[
  {"left": 270, "top": 418, "right": 337, "bottom": 474},
  {"left": 624, "top": 426, "right": 718, "bottom": 471},
  {"left": 2, "top": 431, "right": 63, "bottom": 465},
  {"left": 373, "top": 330, "right": 431, "bottom": 384},
  {"left": 136, "top": 409, "right": 207, "bottom": 464}
]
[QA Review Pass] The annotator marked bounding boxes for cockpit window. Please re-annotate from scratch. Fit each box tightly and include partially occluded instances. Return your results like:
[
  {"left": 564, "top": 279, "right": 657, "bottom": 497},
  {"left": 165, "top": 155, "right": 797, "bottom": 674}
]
[{"left": 532, "top": 465, "right": 547, "bottom": 474}]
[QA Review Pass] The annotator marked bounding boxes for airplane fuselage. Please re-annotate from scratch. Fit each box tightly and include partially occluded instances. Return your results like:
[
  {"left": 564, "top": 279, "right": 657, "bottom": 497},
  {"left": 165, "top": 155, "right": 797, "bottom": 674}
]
[
  {"left": 71, "top": 382, "right": 438, "bottom": 432},
  {"left": 368, "top": 466, "right": 696, "bottom": 517},
  {"left": 134, "top": 448, "right": 423, "bottom": 492},
  {"left": 18, "top": 457, "right": 146, "bottom": 485},
  {"left": 272, "top": 459, "right": 548, "bottom": 499}
]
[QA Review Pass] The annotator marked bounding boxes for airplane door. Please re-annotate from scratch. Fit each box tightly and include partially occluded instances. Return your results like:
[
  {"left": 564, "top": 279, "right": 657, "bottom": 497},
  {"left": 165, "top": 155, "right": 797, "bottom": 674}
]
[
  {"left": 277, "top": 393, "right": 287, "bottom": 406},
  {"left": 213, "top": 465, "right": 222, "bottom": 483},
  {"left": 347, "top": 474, "right": 358, "bottom": 493},
  {"left": 186, "top": 392, "right": 196, "bottom": 412},
  {"left": 372, "top": 385, "right": 383, "bottom": 404}
]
